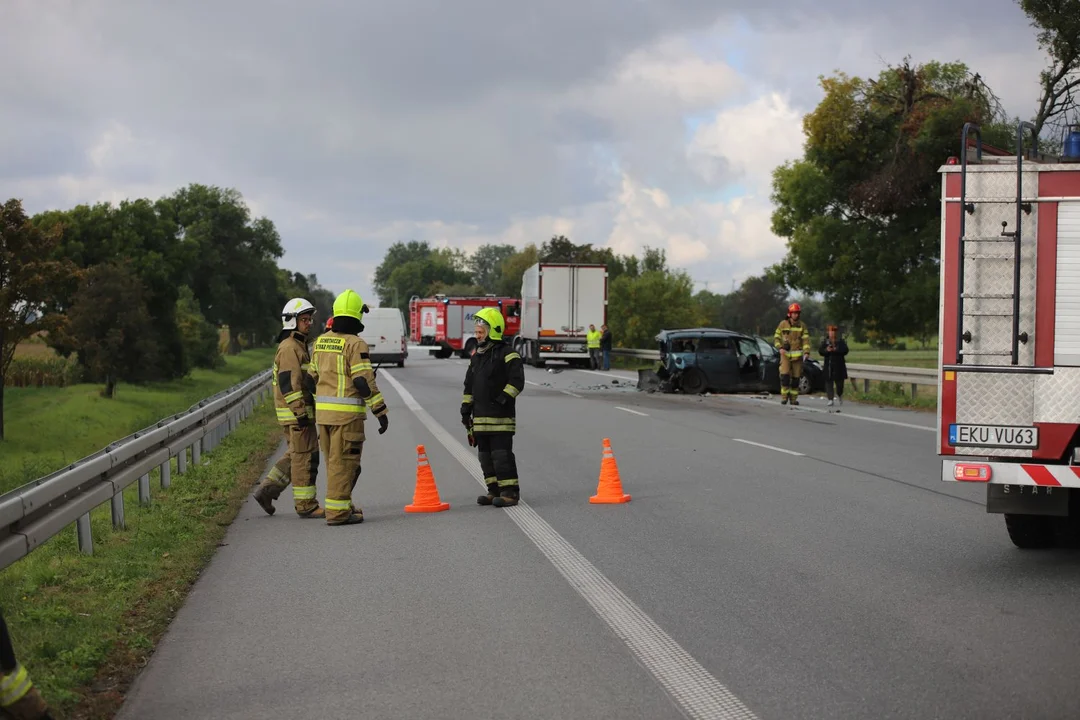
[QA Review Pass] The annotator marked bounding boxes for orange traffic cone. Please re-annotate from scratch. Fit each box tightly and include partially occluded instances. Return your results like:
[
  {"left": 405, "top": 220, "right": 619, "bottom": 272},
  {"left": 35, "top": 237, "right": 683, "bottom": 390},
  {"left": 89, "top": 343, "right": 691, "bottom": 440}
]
[
  {"left": 406, "top": 445, "right": 451, "bottom": 513},
  {"left": 590, "top": 438, "right": 631, "bottom": 504}
]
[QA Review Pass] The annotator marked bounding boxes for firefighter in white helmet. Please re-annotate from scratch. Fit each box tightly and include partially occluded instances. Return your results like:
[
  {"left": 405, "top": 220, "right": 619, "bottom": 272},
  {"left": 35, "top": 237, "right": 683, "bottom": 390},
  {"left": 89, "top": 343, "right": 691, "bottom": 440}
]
[{"left": 252, "top": 298, "right": 324, "bottom": 518}]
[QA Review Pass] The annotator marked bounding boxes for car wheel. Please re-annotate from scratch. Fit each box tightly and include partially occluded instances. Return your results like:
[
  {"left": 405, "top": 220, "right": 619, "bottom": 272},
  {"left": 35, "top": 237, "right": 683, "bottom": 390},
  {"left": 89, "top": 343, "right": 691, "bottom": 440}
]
[
  {"left": 799, "top": 374, "right": 811, "bottom": 395},
  {"left": 680, "top": 368, "right": 707, "bottom": 395}
]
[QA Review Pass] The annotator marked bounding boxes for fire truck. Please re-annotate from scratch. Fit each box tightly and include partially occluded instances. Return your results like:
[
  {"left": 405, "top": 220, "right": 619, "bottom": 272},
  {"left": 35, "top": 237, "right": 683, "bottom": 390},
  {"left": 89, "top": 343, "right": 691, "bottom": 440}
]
[
  {"left": 939, "top": 121, "right": 1080, "bottom": 548},
  {"left": 409, "top": 294, "right": 521, "bottom": 359}
]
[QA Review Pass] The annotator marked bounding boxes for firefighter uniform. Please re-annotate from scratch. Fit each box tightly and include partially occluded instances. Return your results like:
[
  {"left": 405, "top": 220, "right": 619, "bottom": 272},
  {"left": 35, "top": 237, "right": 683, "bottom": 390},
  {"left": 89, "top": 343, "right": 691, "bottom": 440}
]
[
  {"left": 253, "top": 298, "right": 323, "bottom": 518},
  {"left": 310, "top": 290, "right": 389, "bottom": 526},
  {"left": 461, "top": 307, "right": 525, "bottom": 507},
  {"left": 773, "top": 302, "right": 810, "bottom": 406},
  {"left": 1, "top": 609, "right": 53, "bottom": 720}
]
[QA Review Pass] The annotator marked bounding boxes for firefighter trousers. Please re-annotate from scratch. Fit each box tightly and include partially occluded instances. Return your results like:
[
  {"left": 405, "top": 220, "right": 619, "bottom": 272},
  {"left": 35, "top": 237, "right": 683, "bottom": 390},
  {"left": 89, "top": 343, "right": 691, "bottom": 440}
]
[
  {"left": 256, "top": 424, "right": 320, "bottom": 515},
  {"left": 1, "top": 610, "right": 51, "bottom": 720},
  {"left": 476, "top": 433, "right": 519, "bottom": 493},
  {"left": 318, "top": 418, "right": 366, "bottom": 524},
  {"left": 779, "top": 354, "right": 803, "bottom": 399}
]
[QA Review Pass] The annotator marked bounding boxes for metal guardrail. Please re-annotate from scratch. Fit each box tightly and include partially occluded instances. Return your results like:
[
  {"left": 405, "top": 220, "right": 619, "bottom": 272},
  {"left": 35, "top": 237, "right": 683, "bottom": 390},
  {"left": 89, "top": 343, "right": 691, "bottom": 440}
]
[
  {"left": 0, "top": 369, "right": 273, "bottom": 571},
  {"left": 610, "top": 349, "right": 938, "bottom": 396}
]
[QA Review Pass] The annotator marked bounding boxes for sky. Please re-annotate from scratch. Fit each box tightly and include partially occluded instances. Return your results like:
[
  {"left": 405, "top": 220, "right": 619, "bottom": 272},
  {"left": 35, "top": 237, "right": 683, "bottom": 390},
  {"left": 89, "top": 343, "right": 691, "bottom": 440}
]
[{"left": 0, "top": 0, "right": 1051, "bottom": 306}]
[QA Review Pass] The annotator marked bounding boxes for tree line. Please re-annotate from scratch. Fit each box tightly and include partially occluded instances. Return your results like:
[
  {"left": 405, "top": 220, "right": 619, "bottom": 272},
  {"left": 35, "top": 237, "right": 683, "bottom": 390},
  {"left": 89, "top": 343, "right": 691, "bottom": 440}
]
[{"left": 0, "top": 185, "right": 335, "bottom": 439}]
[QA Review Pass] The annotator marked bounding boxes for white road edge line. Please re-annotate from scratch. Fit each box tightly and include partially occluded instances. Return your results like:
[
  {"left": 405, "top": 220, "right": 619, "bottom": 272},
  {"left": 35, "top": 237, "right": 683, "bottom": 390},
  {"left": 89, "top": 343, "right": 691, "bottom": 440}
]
[
  {"left": 615, "top": 406, "right": 648, "bottom": 417},
  {"left": 380, "top": 370, "right": 759, "bottom": 720},
  {"left": 525, "top": 380, "right": 542, "bottom": 386},
  {"left": 732, "top": 439, "right": 805, "bottom": 457},
  {"left": 725, "top": 396, "right": 935, "bottom": 433},
  {"left": 561, "top": 390, "right": 583, "bottom": 398},
  {"left": 579, "top": 369, "right": 637, "bottom": 382}
]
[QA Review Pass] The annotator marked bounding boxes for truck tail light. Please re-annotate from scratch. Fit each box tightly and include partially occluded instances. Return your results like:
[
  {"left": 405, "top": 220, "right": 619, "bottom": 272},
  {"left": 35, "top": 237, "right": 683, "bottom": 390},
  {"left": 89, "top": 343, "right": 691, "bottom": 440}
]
[{"left": 954, "top": 463, "right": 992, "bottom": 482}]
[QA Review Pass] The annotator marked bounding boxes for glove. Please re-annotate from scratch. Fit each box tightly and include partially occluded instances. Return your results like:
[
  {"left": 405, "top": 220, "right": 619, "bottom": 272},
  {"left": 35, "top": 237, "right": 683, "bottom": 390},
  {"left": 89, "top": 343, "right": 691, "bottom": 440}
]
[
  {"left": 803, "top": 352, "right": 810, "bottom": 361},
  {"left": 461, "top": 414, "right": 472, "bottom": 429},
  {"left": 782, "top": 342, "right": 791, "bottom": 352},
  {"left": 467, "top": 430, "right": 476, "bottom": 447},
  {"left": 295, "top": 414, "right": 311, "bottom": 428},
  {"left": 460, "top": 403, "right": 472, "bottom": 418},
  {"left": 378, "top": 414, "right": 389, "bottom": 435}
]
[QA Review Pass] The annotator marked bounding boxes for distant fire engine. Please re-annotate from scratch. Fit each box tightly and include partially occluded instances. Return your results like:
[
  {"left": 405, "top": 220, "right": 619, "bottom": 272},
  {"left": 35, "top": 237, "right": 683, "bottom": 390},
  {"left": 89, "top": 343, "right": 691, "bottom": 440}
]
[{"left": 409, "top": 294, "right": 521, "bottom": 359}]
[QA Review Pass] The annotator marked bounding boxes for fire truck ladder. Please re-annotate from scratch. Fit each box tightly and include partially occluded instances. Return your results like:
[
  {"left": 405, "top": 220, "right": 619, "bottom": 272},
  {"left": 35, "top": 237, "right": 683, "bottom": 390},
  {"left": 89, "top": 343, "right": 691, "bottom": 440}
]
[{"left": 955, "top": 121, "right": 1039, "bottom": 365}]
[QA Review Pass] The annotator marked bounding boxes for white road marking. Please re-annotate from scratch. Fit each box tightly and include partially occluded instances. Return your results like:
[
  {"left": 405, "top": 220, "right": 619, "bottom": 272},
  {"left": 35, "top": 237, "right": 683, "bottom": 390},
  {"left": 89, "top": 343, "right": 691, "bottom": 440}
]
[
  {"left": 380, "top": 370, "right": 759, "bottom": 720},
  {"left": 525, "top": 380, "right": 542, "bottom": 386},
  {"left": 578, "top": 369, "right": 637, "bottom": 382},
  {"left": 732, "top": 439, "right": 805, "bottom": 457},
  {"left": 561, "top": 390, "right": 583, "bottom": 398},
  {"left": 615, "top": 406, "right": 648, "bottom": 417},
  {"left": 725, "top": 396, "right": 935, "bottom": 433}
]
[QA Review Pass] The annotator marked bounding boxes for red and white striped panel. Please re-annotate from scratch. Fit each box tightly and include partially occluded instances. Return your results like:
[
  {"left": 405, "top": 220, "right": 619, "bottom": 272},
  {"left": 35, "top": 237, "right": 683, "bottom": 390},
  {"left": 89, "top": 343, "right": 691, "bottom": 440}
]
[{"left": 942, "top": 460, "right": 1080, "bottom": 487}]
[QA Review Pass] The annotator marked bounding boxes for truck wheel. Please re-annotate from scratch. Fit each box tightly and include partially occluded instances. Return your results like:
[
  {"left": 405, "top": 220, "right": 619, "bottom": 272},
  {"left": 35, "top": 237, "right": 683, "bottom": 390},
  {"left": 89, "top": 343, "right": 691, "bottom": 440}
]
[
  {"left": 1004, "top": 514, "right": 1057, "bottom": 549},
  {"left": 679, "top": 368, "right": 707, "bottom": 395},
  {"left": 435, "top": 347, "right": 452, "bottom": 359}
]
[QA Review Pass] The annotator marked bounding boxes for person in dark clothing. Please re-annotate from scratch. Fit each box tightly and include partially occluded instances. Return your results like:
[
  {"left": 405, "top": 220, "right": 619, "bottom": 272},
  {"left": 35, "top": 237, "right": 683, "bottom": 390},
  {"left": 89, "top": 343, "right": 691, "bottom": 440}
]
[
  {"left": 1, "top": 609, "right": 53, "bottom": 720},
  {"left": 818, "top": 325, "right": 849, "bottom": 406},
  {"left": 600, "top": 324, "right": 613, "bottom": 371},
  {"left": 461, "top": 307, "right": 526, "bottom": 507}
]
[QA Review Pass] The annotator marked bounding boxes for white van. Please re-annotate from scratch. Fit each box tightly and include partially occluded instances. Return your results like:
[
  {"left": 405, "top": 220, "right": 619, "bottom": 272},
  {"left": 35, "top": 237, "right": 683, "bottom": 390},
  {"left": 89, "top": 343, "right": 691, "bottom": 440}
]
[{"left": 361, "top": 307, "right": 408, "bottom": 367}]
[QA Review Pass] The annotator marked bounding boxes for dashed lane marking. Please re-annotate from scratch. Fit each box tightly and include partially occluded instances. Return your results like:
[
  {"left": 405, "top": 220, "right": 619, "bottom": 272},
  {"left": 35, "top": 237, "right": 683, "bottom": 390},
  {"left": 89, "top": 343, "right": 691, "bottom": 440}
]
[
  {"left": 381, "top": 370, "right": 760, "bottom": 720},
  {"left": 732, "top": 439, "right": 805, "bottom": 457}
]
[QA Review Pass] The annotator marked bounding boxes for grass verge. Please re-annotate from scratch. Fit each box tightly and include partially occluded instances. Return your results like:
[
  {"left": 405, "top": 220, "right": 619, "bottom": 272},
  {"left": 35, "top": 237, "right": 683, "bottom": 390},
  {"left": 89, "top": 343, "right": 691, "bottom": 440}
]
[
  {"left": 0, "top": 400, "right": 281, "bottom": 720},
  {"left": 0, "top": 348, "right": 275, "bottom": 495}
]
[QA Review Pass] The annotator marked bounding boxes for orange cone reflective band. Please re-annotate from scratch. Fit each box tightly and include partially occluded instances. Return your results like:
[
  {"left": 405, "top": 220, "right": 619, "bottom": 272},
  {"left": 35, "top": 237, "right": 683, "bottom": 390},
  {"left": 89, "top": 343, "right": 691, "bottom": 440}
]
[
  {"left": 406, "top": 444, "right": 451, "bottom": 513},
  {"left": 589, "top": 437, "right": 631, "bottom": 504}
]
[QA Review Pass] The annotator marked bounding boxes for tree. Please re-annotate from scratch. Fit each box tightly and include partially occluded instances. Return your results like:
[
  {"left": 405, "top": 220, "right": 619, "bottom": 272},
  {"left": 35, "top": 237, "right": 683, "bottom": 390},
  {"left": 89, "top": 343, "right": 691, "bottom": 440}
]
[
  {"left": 1019, "top": 0, "right": 1080, "bottom": 142},
  {"left": 373, "top": 241, "right": 473, "bottom": 316},
  {"left": 62, "top": 262, "right": 159, "bottom": 398},
  {"left": 469, "top": 244, "right": 517, "bottom": 291},
  {"left": 768, "top": 59, "right": 1013, "bottom": 338},
  {"left": 0, "top": 199, "right": 78, "bottom": 437},
  {"left": 176, "top": 285, "right": 223, "bottom": 370},
  {"left": 496, "top": 244, "right": 540, "bottom": 297},
  {"left": 607, "top": 268, "right": 703, "bottom": 349}
]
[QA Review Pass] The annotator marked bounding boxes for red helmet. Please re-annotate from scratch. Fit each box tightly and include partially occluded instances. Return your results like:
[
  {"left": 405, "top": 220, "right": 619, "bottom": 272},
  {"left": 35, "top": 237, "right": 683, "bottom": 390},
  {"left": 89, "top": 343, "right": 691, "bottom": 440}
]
[{"left": 788, "top": 302, "right": 801, "bottom": 315}]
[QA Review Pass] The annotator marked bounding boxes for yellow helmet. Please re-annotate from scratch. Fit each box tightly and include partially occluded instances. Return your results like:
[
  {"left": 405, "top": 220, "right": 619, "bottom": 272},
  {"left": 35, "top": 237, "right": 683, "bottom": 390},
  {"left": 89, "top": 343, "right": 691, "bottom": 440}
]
[
  {"left": 332, "top": 289, "right": 365, "bottom": 320},
  {"left": 474, "top": 307, "right": 505, "bottom": 340}
]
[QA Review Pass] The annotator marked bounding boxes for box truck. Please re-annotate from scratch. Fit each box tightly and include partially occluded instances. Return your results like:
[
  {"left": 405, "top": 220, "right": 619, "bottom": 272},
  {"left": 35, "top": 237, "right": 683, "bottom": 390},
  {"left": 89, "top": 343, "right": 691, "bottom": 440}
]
[{"left": 514, "top": 263, "right": 607, "bottom": 368}]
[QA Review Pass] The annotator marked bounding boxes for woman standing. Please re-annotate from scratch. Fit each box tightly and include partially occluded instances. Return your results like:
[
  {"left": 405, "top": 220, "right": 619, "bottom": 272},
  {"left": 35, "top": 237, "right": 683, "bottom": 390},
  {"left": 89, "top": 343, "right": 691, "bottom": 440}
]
[{"left": 818, "top": 325, "right": 849, "bottom": 407}]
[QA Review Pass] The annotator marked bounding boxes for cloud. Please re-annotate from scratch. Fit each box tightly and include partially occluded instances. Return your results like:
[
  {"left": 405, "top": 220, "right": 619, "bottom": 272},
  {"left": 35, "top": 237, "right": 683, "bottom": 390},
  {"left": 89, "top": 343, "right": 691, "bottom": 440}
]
[{"left": 0, "top": 0, "right": 1053, "bottom": 308}]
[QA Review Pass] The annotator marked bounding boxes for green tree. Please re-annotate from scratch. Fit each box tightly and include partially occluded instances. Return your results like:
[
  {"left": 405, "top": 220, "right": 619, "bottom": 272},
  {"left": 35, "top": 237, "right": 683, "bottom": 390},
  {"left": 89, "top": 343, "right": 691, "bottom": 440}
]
[
  {"left": 0, "top": 199, "right": 78, "bottom": 438},
  {"left": 1019, "top": 0, "right": 1080, "bottom": 142},
  {"left": 175, "top": 285, "right": 223, "bottom": 370},
  {"left": 496, "top": 243, "right": 540, "bottom": 297},
  {"left": 60, "top": 261, "right": 159, "bottom": 399},
  {"left": 608, "top": 268, "right": 703, "bottom": 348},
  {"left": 768, "top": 59, "right": 1013, "bottom": 337},
  {"left": 469, "top": 244, "right": 518, "bottom": 291}
]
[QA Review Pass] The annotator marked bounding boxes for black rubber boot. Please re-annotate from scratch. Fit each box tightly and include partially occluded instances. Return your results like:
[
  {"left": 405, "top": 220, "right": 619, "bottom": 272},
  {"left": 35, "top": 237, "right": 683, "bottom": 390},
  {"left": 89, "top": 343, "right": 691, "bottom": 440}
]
[
  {"left": 477, "top": 482, "right": 499, "bottom": 506},
  {"left": 492, "top": 487, "right": 520, "bottom": 508}
]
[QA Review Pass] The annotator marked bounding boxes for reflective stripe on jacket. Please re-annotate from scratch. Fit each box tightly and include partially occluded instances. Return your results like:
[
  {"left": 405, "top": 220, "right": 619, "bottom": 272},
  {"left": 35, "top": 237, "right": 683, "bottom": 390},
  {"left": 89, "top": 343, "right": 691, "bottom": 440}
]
[
  {"left": 272, "top": 332, "right": 314, "bottom": 426},
  {"left": 310, "top": 332, "right": 387, "bottom": 425},
  {"left": 462, "top": 341, "right": 525, "bottom": 434}
]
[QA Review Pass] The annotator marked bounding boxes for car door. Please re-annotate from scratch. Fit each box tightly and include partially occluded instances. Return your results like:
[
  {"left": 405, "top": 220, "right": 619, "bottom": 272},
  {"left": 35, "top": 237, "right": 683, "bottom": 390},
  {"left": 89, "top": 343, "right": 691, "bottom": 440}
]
[
  {"left": 694, "top": 336, "right": 740, "bottom": 391},
  {"left": 735, "top": 337, "right": 764, "bottom": 391},
  {"left": 754, "top": 337, "right": 782, "bottom": 392}
]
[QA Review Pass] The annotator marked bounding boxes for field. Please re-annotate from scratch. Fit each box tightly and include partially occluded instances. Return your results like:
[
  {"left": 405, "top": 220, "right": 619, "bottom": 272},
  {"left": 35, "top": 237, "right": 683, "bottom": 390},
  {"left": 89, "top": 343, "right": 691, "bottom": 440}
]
[{"left": 0, "top": 347, "right": 275, "bottom": 495}]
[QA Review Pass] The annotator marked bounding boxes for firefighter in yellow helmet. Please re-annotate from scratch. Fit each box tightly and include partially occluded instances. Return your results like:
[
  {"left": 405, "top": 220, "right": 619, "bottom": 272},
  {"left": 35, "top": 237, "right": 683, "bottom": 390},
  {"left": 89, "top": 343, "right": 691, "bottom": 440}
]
[
  {"left": 461, "top": 307, "right": 525, "bottom": 507},
  {"left": 773, "top": 302, "right": 811, "bottom": 406},
  {"left": 310, "top": 290, "right": 389, "bottom": 525},
  {"left": 253, "top": 298, "right": 324, "bottom": 518},
  {"left": 1, "top": 608, "right": 54, "bottom": 720}
]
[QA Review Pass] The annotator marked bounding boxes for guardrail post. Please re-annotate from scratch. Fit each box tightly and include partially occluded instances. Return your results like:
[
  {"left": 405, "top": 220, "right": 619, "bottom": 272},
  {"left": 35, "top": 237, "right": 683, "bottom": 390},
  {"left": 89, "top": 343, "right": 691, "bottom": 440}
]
[
  {"left": 139, "top": 473, "right": 151, "bottom": 505},
  {"left": 111, "top": 491, "right": 125, "bottom": 529},
  {"left": 178, "top": 446, "right": 188, "bottom": 474},
  {"left": 910, "top": 383, "right": 918, "bottom": 399},
  {"left": 160, "top": 457, "right": 171, "bottom": 489},
  {"left": 863, "top": 379, "right": 870, "bottom": 393},
  {"left": 77, "top": 513, "right": 93, "bottom": 555},
  {"left": 193, "top": 438, "right": 202, "bottom": 466}
]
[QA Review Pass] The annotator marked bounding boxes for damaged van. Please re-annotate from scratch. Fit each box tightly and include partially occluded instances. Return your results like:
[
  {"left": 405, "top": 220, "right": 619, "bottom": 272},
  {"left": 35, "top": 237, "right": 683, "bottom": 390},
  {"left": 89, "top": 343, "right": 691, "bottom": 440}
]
[{"left": 637, "top": 327, "right": 823, "bottom": 396}]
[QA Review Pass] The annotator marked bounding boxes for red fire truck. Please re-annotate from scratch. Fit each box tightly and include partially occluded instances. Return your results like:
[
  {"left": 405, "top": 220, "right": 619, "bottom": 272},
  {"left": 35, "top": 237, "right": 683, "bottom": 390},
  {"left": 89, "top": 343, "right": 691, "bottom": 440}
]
[
  {"left": 939, "top": 121, "right": 1080, "bottom": 548},
  {"left": 409, "top": 294, "right": 521, "bottom": 359}
]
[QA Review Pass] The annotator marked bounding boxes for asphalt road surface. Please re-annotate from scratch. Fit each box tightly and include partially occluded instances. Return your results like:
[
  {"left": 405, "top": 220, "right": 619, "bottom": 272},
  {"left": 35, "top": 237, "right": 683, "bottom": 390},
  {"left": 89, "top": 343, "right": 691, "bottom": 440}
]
[{"left": 117, "top": 351, "right": 1080, "bottom": 720}]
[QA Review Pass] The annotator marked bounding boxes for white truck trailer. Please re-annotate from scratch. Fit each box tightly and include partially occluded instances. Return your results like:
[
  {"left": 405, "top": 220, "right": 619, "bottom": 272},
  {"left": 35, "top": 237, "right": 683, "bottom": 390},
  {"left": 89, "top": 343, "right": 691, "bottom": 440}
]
[{"left": 514, "top": 263, "right": 608, "bottom": 368}]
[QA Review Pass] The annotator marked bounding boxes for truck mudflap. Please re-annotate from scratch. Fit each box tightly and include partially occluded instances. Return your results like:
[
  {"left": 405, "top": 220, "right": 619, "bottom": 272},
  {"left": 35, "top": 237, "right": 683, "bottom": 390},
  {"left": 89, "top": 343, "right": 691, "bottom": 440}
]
[{"left": 942, "top": 459, "right": 1080, "bottom": 488}]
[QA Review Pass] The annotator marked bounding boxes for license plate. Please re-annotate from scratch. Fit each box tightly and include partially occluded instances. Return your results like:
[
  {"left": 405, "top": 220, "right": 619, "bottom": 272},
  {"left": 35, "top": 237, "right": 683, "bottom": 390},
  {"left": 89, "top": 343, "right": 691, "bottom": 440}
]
[{"left": 948, "top": 424, "right": 1039, "bottom": 449}]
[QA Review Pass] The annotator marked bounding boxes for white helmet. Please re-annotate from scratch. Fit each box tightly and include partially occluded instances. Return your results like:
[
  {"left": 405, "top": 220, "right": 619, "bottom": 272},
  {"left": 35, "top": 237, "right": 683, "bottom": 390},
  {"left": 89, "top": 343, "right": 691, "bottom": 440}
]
[{"left": 281, "top": 297, "right": 316, "bottom": 330}]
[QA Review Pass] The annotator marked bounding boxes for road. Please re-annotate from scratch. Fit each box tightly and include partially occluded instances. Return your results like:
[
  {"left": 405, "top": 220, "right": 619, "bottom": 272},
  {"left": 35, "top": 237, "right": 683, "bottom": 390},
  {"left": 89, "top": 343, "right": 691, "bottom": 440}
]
[{"left": 117, "top": 351, "right": 1080, "bottom": 720}]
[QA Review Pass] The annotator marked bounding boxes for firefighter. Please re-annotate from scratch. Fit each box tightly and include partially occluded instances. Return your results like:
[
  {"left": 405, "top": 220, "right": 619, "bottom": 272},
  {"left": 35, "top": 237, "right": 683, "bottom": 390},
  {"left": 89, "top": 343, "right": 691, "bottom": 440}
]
[
  {"left": 253, "top": 298, "right": 323, "bottom": 518},
  {"left": 773, "top": 302, "right": 811, "bottom": 406},
  {"left": 310, "top": 290, "right": 389, "bottom": 526},
  {"left": 461, "top": 307, "right": 525, "bottom": 507},
  {"left": 1, "top": 609, "right": 54, "bottom": 720}
]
